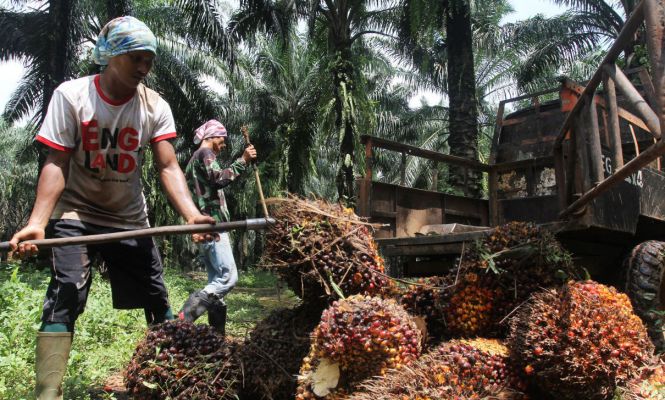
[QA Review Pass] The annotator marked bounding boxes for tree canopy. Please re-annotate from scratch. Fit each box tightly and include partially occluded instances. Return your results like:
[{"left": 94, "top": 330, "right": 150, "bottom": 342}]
[{"left": 0, "top": 0, "right": 633, "bottom": 266}]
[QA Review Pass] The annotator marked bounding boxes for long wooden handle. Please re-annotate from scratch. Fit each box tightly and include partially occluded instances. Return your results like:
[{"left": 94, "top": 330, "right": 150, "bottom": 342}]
[
  {"left": 240, "top": 125, "right": 270, "bottom": 218},
  {"left": 0, "top": 218, "right": 275, "bottom": 253},
  {"left": 253, "top": 168, "right": 269, "bottom": 218}
]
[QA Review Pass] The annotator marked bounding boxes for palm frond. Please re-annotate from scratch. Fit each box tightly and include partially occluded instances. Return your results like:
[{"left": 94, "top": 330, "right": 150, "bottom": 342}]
[
  {"left": 174, "top": 0, "right": 235, "bottom": 62},
  {"left": 147, "top": 46, "right": 225, "bottom": 146},
  {"left": 0, "top": 9, "right": 47, "bottom": 61},
  {"left": 3, "top": 63, "right": 44, "bottom": 124}
]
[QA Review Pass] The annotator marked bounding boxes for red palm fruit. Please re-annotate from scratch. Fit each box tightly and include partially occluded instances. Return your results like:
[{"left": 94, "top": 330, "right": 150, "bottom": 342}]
[
  {"left": 240, "top": 304, "right": 324, "bottom": 400},
  {"left": 438, "top": 222, "right": 580, "bottom": 337},
  {"left": 443, "top": 273, "right": 503, "bottom": 337},
  {"left": 508, "top": 280, "right": 655, "bottom": 400},
  {"left": 348, "top": 338, "right": 528, "bottom": 400},
  {"left": 297, "top": 295, "right": 422, "bottom": 399},
  {"left": 125, "top": 320, "right": 241, "bottom": 400},
  {"left": 398, "top": 276, "right": 448, "bottom": 338}
]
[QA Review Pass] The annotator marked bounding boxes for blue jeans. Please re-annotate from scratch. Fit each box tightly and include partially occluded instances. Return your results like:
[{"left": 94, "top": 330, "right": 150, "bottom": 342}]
[{"left": 199, "top": 233, "right": 238, "bottom": 302}]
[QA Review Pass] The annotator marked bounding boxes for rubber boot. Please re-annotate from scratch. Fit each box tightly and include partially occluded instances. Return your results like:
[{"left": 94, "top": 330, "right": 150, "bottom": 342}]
[
  {"left": 208, "top": 303, "right": 227, "bottom": 335},
  {"left": 179, "top": 290, "right": 212, "bottom": 322},
  {"left": 145, "top": 307, "right": 175, "bottom": 326},
  {"left": 35, "top": 332, "right": 72, "bottom": 400}
]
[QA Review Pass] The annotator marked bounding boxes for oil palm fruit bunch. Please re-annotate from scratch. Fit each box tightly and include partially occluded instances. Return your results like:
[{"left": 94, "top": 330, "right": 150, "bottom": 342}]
[
  {"left": 349, "top": 338, "right": 527, "bottom": 400},
  {"left": 442, "top": 272, "right": 503, "bottom": 337},
  {"left": 263, "top": 196, "right": 390, "bottom": 303},
  {"left": 466, "top": 221, "right": 576, "bottom": 290},
  {"left": 441, "top": 222, "right": 578, "bottom": 337},
  {"left": 240, "top": 304, "right": 324, "bottom": 400},
  {"left": 509, "top": 280, "right": 654, "bottom": 400},
  {"left": 399, "top": 276, "right": 448, "bottom": 338},
  {"left": 125, "top": 320, "right": 240, "bottom": 399},
  {"left": 615, "top": 360, "right": 665, "bottom": 400},
  {"left": 296, "top": 295, "right": 422, "bottom": 399}
]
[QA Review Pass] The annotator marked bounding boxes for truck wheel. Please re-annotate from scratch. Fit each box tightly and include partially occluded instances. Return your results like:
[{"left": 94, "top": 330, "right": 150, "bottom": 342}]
[{"left": 624, "top": 240, "right": 665, "bottom": 350}]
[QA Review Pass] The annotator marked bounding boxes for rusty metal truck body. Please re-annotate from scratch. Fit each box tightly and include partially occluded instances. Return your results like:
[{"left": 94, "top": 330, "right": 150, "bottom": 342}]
[{"left": 356, "top": 0, "right": 665, "bottom": 346}]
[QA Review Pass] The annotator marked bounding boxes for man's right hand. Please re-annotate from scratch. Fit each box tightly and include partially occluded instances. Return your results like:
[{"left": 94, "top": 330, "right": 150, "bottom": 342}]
[
  {"left": 9, "top": 225, "right": 46, "bottom": 259},
  {"left": 187, "top": 214, "right": 218, "bottom": 243},
  {"left": 9, "top": 148, "right": 70, "bottom": 259},
  {"left": 242, "top": 145, "right": 258, "bottom": 164}
]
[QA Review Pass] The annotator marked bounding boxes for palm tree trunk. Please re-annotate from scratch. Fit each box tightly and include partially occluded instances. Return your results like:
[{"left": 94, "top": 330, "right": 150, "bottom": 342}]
[
  {"left": 332, "top": 49, "right": 357, "bottom": 205},
  {"left": 287, "top": 125, "right": 311, "bottom": 195},
  {"left": 38, "top": 0, "right": 74, "bottom": 172},
  {"left": 445, "top": 0, "right": 482, "bottom": 197},
  {"left": 106, "top": 0, "right": 133, "bottom": 19},
  {"left": 43, "top": 0, "right": 73, "bottom": 123}
]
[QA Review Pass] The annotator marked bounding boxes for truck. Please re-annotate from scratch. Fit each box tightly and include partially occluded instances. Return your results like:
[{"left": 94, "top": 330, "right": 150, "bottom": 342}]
[{"left": 355, "top": 0, "right": 665, "bottom": 349}]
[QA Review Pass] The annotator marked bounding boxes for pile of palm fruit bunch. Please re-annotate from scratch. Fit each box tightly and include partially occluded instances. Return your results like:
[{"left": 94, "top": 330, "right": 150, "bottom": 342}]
[
  {"left": 262, "top": 196, "right": 391, "bottom": 303},
  {"left": 398, "top": 276, "right": 448, "bottom": 339},
  {"left": 508, "top": 280, "right": 655, "bottom": 400},
  {"left": 348, "top": 338, "right": 528, "bottom": 400},
  {"left": 125, "top": 320, "right": 240, "bottom": 399},
  {"left": 440, "top": 221, "right": 578, "bottom": 337},
  {"left": 240, "top": 304, "right": 325, "bottom": 400},
  {"left": 296, "top": 295, "right": 422, "bottom": 399}
]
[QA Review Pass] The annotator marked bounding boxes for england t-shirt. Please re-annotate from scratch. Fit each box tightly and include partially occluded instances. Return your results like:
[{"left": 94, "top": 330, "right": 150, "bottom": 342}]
[{"left": 36, "top": 75, "right": 177, "bottom": 229}]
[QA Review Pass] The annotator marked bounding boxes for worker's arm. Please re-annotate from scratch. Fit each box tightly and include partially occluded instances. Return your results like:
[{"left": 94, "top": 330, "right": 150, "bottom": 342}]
[
  {"left": 10, "top": 149, "right": 71, "bottom": 257},
  {"left": 206, "top": 145, "right": 257, "bottom": 189},
  {"left": 152, "top": 140, "right": 215, "bottom": 240}
]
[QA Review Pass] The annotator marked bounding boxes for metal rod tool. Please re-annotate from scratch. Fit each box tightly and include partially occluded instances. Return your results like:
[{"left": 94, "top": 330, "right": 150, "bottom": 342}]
[{"left": 0, "top": 217, "right": 274, "bottom": 253}]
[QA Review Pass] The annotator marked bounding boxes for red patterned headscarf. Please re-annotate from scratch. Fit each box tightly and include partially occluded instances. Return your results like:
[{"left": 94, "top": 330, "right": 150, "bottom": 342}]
[{"left": 193, "top": 120, "right": 228, "bottom": 144}]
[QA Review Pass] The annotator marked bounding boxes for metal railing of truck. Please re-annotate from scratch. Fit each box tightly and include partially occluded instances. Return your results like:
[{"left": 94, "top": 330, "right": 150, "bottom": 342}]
[{"left": 553, "top": 0, "right": 665, "bottom": 218}]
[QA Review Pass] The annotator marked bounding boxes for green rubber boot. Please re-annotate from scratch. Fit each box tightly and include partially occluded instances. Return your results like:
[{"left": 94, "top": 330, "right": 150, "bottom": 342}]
[{"left": 35, "top": 332, "right": 72, "bottom": 400}]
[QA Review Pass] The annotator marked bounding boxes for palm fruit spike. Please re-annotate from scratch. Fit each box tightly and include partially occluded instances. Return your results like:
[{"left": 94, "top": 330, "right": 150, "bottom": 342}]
[
  {"left": 262, "top": 196, "right": 391, "bottom": 303},
  {"left": 509, "top": 280, "right": 655, "bottom": 400},
  {"left": 348, "top": 338, "right": 528, "bottom": 400},
  {"left": 125, "top": 320, "right": 241, "bottom": 400},
  {"left": 443, "top": 272, "right": 502, "bottom": 337},
  {"left": 240, "top": 304, "right": 324, "bottom": 400},
  {"left": 296, "top": 295, "right": 422, "bottom": 399}
]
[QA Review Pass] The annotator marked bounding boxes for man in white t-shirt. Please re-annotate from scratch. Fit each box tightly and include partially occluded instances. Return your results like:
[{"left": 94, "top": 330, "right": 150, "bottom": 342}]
[{"left": 9, "top": 16, "right": 215, "bottom": 400}]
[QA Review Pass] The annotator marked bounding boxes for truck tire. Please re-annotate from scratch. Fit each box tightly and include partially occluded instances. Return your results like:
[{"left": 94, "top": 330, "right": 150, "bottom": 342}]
[{"left": 624, "top": 240, "right": 665, "bottom": 350}]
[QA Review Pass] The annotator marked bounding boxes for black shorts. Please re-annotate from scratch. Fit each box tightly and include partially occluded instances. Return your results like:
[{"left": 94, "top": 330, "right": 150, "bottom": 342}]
[{"left": 41, "top": 219, "right": 170, "bottom": 324}]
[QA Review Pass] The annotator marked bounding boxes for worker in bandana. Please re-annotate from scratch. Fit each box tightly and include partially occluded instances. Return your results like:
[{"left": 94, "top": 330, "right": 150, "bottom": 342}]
[
  {"left": 9, "top": 16, "right": 215, "bottom": 400},
  {"left": 179, "top": 120, "right": 257, "bottom": 335}
]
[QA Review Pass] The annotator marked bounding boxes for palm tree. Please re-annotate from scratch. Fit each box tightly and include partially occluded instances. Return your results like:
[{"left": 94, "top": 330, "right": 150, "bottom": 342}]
[
  {"left": 231, "top": 0, "right": 399, "bottom": 204},
  {"left": 0, "top": 120, "right": 38, "bottom": 246},
  {"left": 0, "top": 0, "right": 88, "bottom": 125},
  {"left": 363, "top": 64, "right": 450, "bottom": 189},
  {"left": 0, "top": 0, "right": 237, "bottom": 266},
  {"left": 394, "top": 0, "right": 513, "bottom": 196},
  {"left": 501, "top": 0, "right": 632, "bottom": 90},
  {"left": 0, "top": 0, "right": 234, "bottom": 140}
]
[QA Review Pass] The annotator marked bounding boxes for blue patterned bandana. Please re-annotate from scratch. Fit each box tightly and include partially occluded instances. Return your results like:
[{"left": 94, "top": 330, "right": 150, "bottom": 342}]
[{"left": 92, "top": 16, "right": 157, "bottom": 66}]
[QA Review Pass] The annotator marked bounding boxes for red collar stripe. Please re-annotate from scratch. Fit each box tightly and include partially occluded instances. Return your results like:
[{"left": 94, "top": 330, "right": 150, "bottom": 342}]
[{"left": 94, "top": 75, "right": 135, "bottom": 106}]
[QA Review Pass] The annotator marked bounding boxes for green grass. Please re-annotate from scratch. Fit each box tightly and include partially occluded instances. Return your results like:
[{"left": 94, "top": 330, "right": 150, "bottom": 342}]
[{"left": 0, "top": 261, "right": 296, "bottom": 399}]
